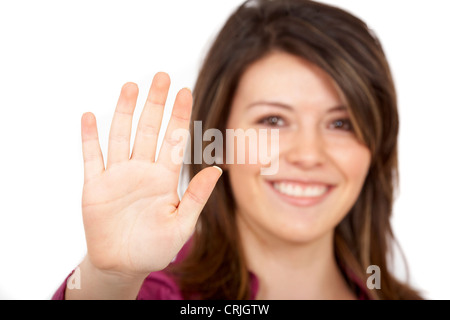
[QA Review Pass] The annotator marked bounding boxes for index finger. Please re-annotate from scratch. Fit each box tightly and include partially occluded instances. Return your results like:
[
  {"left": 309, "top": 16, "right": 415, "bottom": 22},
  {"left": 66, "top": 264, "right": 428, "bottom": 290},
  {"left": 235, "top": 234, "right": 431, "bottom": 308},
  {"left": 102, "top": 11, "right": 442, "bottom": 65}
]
[{"left": 156, "top": 88, "right": 192, "bottom": 175}]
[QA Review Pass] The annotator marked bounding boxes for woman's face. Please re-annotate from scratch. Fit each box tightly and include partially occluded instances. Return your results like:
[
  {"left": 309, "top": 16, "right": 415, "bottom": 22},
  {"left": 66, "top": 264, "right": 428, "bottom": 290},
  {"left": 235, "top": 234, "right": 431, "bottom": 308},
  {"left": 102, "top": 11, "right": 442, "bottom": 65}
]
[{"left": 226, "top": 51, "right": 371, "bottom": 244}]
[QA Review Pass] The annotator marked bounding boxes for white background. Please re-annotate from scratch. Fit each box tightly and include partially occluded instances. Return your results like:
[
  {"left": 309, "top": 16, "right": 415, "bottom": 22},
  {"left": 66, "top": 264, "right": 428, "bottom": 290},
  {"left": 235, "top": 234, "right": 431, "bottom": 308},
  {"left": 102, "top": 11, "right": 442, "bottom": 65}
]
[{"left": 0, "top": 0, "right": 449, "bottom": 300}]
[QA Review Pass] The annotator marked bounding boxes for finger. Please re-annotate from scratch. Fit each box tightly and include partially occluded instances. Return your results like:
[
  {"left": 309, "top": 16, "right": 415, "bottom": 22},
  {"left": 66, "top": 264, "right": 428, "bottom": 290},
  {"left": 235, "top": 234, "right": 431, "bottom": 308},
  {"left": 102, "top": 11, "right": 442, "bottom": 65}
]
[
  {"left": 156, "top": 87, "right": 192, "bottom": 174},
  {"left": 131, "top": 72, "right": 170, "bottom": 162},
  {"left": 176, "top": 166, "right": 222, "bottom": 229},
  {"left": 81, "top": 112, "right": 105, "bottom": 182},
  {"left": 107, "top": 82, "right": 138, "bottom": 168}
]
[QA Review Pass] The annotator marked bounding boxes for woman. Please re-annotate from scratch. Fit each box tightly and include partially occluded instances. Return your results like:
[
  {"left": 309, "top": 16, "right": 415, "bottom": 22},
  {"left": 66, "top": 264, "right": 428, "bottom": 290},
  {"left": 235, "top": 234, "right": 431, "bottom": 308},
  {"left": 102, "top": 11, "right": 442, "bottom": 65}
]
[{"left": 53, "top": 0, "right": 422, "bottom": 300}]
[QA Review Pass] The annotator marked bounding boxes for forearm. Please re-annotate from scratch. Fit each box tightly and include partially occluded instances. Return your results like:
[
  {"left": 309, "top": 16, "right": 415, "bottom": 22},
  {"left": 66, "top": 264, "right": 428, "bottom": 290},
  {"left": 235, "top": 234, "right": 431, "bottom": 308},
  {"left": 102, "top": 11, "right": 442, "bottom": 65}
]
[{"left": 64, "top": 256, "right": 147, "bottom": 300}]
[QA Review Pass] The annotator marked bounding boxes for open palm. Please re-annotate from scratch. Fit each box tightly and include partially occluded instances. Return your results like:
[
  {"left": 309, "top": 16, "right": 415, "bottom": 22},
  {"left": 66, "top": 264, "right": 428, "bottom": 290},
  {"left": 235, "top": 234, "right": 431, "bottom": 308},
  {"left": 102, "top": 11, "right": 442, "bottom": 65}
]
[{"left": 80, "top": 73, "right": 221, "bottom": 278}]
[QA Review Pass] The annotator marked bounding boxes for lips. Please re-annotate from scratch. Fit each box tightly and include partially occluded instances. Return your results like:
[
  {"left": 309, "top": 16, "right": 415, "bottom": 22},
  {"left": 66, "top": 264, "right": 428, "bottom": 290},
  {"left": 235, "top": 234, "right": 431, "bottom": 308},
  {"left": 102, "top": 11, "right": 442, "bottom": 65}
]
[{"left": 265, "top": 179, "right": 335, "bottom": 207}]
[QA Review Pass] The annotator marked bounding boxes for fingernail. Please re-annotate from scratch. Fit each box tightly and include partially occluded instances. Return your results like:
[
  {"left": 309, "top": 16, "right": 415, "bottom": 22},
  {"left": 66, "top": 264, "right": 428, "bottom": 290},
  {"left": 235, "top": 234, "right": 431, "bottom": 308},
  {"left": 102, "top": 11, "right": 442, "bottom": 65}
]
[{"left": 213, "top": 165, "right": 223, "bottom": 174}]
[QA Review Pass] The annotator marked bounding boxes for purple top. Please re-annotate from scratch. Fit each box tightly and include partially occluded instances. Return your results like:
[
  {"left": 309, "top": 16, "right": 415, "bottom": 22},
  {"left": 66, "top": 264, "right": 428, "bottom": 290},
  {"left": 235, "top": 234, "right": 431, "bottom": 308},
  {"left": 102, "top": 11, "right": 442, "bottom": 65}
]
[{"left": 52, "top": 241, "right": 370, "bottom": 300}]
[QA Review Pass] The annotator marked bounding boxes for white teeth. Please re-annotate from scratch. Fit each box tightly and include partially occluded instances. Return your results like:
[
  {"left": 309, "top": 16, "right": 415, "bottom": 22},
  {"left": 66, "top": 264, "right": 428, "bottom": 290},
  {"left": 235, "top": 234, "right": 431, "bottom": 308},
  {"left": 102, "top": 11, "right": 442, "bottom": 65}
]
[{"left": 273, "top": 182, "right": 328, "bottom": 197}]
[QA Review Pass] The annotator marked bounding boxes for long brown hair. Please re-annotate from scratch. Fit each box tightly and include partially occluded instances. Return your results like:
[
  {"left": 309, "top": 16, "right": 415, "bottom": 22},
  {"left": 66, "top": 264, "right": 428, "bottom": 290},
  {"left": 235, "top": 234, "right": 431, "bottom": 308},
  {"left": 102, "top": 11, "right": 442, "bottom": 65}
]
[{"left": 169, "top": 0, "right": 422, "bottom": 300}]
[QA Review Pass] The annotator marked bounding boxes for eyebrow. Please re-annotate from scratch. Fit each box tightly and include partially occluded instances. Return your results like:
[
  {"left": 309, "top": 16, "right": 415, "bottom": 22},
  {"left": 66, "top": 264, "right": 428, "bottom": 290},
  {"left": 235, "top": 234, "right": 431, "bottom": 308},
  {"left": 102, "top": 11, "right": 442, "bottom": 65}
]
[{"left": 246, "top": 101, "right": 348, "bottom": 113}]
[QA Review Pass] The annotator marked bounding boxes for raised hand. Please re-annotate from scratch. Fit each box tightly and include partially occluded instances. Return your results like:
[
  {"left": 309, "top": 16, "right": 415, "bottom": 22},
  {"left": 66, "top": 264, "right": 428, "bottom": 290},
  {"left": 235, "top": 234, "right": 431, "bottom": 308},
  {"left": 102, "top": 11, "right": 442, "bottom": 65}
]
[{"left": 80, "top": 72, "right": 221, "bottom": 279}]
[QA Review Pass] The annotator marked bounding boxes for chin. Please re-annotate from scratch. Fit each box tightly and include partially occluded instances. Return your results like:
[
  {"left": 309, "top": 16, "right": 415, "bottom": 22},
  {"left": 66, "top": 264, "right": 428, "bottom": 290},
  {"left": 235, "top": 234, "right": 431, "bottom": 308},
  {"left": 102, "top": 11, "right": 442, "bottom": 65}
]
[{"left": 264, "top": 212, "right": 337, "bottom": 245}]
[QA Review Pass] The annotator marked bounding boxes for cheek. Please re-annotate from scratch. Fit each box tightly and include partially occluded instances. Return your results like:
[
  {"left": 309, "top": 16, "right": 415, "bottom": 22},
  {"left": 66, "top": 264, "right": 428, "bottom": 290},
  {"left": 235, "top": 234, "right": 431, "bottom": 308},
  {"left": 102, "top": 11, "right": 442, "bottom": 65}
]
[
  {"left": 224, "top": 133, "right": 276, "bottom": 209},
  {"left": 224, "top": 128, "right": 281, "bottom": 174},
  {"left": 227, "top": 162, "right": 261, "bottom": 216},
  {"left": 327, "top": 140, "right": 371, "bottom": 185}
]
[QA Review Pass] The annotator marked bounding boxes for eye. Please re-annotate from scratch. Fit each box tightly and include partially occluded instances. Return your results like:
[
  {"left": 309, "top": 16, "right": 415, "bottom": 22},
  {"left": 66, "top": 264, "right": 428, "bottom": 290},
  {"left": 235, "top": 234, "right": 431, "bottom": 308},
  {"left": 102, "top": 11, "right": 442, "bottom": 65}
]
[
  {"left": 329, "top": 118, "right": 353, "bottom": 131},
  {"left": 257, "top": 115, "right": 286, "bottom": 127}
]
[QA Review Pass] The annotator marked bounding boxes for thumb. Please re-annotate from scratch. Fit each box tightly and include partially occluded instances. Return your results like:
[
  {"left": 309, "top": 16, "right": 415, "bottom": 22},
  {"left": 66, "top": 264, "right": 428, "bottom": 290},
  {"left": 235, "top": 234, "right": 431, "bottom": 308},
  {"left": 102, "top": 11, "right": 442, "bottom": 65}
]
[{"left": 176, "top": 166, "right": 222, "bottom": 228}]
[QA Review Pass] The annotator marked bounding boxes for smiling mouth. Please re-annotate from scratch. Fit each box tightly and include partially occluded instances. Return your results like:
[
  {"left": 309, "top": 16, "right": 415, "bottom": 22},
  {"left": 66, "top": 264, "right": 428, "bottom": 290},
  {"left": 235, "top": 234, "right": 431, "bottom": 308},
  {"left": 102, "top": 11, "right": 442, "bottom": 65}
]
[{"left": 267, "top": 180, "right": 335, "bottom": 207}]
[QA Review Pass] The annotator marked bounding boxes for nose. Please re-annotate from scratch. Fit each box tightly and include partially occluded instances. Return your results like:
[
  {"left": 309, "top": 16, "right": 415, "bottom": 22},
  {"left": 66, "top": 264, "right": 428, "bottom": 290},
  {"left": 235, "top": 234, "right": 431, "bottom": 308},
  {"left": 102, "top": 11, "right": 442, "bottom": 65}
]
[{"left": 285, "top": 128, "right": 326, "bottom": 169}]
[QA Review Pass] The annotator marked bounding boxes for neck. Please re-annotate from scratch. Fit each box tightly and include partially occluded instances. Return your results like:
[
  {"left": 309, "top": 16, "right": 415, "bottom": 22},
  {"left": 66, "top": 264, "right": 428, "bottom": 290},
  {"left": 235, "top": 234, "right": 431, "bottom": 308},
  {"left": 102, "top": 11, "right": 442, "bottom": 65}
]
[{"left": 237, "top": 214, "right": 355, "bottom": 300}]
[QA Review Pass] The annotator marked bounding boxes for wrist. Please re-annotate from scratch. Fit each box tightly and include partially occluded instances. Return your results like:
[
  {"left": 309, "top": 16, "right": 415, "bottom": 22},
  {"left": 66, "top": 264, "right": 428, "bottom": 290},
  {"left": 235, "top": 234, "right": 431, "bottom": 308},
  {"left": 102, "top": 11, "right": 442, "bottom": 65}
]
[
  {"left": 65, "top": 255, "right": 148, "bottom": 300},
  {"left": 82, "top": 255, "right": 149, "bottom": 286}
]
